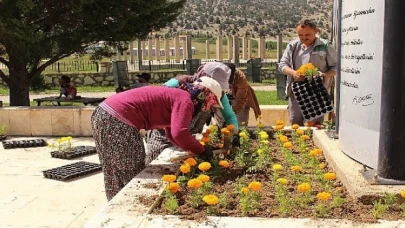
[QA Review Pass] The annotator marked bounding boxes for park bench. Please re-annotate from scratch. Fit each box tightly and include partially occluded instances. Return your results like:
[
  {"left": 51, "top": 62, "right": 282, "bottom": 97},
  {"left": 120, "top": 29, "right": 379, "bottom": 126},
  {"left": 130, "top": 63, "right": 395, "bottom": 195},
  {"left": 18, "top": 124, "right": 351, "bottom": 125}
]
[{"left": 33, "top": 96, "right": 105, "bottom": 106}]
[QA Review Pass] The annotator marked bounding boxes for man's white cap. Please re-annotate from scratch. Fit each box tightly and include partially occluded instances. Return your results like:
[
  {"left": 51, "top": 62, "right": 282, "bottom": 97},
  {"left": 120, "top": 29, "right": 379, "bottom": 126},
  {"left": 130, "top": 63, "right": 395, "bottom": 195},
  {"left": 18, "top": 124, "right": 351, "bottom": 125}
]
[
  {"left": 200, "top": 62, "right": 231, "bottom": 90},
  {"left": 193, "top": 76, "right": 224, "bottom": 109}
]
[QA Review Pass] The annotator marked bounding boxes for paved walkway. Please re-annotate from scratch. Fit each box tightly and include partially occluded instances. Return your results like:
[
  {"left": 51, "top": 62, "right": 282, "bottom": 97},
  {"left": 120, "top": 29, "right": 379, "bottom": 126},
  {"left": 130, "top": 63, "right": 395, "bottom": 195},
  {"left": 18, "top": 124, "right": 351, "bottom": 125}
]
[
  {"left": 0, "top": 86, "right": 276, "bottom": 104},
  {"left": 0, "top": 137, "right": 106, "bottom": 228}
]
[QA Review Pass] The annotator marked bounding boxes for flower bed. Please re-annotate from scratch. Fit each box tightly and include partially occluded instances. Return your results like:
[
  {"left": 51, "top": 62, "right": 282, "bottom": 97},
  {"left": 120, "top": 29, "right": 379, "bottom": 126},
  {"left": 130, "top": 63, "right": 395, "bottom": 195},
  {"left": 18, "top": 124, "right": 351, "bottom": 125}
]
[{"left": 152, "top": 119, "right": 405, "bottom": 222}]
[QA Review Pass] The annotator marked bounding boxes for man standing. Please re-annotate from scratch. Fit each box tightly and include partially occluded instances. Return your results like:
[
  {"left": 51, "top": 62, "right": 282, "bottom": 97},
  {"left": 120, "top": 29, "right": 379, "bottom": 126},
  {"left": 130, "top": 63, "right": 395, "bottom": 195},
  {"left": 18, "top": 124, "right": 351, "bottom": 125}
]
[{"left": 279, "top": 19, "right": 338, "bottom": 125}]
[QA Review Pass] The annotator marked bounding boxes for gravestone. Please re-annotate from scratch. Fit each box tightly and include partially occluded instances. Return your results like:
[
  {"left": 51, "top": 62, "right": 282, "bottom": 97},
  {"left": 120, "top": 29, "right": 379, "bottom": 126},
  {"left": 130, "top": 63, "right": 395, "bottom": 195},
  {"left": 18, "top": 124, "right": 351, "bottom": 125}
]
[{"left": 338, "top": 0, "right": 405, "bottom": 182}]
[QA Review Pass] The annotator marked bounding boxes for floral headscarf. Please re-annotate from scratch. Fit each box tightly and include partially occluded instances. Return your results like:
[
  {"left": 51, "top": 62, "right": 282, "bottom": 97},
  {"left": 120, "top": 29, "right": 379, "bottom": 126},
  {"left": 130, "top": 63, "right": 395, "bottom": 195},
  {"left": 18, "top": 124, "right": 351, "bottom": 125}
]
[{"left": 178, "top": 81, "right": 219, "bottom": 112}]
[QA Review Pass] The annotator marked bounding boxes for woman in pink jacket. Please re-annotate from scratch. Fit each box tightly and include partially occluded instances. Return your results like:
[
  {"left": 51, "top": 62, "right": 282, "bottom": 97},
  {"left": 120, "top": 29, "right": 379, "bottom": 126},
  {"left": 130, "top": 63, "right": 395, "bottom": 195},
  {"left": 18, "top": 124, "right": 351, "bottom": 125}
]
[{"left": 91, "top": 77, "right": 223, "bottom": 201}]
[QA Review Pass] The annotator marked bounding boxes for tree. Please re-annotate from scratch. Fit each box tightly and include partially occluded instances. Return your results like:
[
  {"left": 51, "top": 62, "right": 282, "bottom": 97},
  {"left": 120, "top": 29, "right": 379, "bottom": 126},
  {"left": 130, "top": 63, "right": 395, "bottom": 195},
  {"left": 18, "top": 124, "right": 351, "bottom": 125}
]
[{"left": 0, "top": 0, "right": 185, "bottom": 106}]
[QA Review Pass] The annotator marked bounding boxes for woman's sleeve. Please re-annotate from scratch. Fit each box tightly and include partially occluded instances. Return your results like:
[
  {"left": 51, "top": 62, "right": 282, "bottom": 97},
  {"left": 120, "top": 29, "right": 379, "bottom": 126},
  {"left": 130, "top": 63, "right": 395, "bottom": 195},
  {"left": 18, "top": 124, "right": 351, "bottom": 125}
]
[{"left": 220, "top": 94, "right": 239, "bottom": 130}]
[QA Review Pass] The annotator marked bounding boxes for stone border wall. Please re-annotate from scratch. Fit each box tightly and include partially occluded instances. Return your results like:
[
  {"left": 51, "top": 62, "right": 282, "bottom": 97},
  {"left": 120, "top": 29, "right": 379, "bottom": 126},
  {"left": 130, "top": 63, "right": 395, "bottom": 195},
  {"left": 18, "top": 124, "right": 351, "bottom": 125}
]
[{"left": 0, "top": 69, "right": 276, "bottom": 87}]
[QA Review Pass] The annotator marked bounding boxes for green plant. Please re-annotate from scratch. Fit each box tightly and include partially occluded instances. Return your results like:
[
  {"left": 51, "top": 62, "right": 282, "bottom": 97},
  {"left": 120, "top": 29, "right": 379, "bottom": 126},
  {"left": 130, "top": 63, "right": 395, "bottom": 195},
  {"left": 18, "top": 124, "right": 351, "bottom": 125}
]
[
  {"left": 164, "top": 195, "right": 179, "bottom": 215},
  {"left": 48, "top": 136, "right": 73, "bottom": 153},
  {"left": 240, "top": 190, "right": 261, "bottom": 216},
  {"left": 0, "top": 123, "right": 8, "bottom": 135},
  {"left": 372, "top": 200, "right": 387, "bottom": 218},
  {"left": 332, "top": 196, "right": 345, "bottom": 208},
  {"left": 315, "top": 203, "right": 329, "bottom": 217},
  {"left": 219, "top": 192, "right": 229, "bottom": 208}
]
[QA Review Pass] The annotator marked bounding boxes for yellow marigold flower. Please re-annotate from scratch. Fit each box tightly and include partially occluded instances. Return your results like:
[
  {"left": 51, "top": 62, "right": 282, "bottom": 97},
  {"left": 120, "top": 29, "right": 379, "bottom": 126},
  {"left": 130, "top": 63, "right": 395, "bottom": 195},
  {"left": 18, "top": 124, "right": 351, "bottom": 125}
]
[
  {"left": 248, "top": 181, "right": 262, "bottom": 191},
  {"left": 241, "top": 187, "right": 250, "bottom": 194},
  {"left": 296, "top": 129, "right": 304, "bottom": 135},
  {"left": 276, "top": 120, "right": 284, "bottom": 125},
  {"left": 198, "top": 162, "right": 212, "bottom": 172},
  {"left": 400, "top": 190, "right": 405, "bottom": 198},
  {"left": 297, "top": 183, "right": 311, "bottom": 193},
  {"left": 221, "top": 128, "right": 230, "bottom": 136},
  {"left": 277, "top": 178, "right": 289, "bottom": 185},
  {"left": 319, "top": 163, "right": 326, "bottom": 169},
  {"left": 260, "top": 133, "right": 269, "bottom": 140},
  {"left": 180, "top": 163, "right": 191, "bottom": 174},
  {"left": 184, "top": 158, "right": 197, "bottom": 167},
  {"left": 257, "top": 149, "right": 264, "bottom": 154},
  {"left": 239, "top": 132, "right": 247, "bottom": 138},
  {"left": 291, "top": 165, "right": 303, "bottom": 172},
  {"left": 161, "top": 175, "right": 176, "bottom": 183},
  {"left": 283, "top": 142, "right": 293, "bottom": 149},
  {"left": 317, "top": 192, "right": 332, "bottom": 201},
  {"left": 292, "top": 124, "right": 300, "bottom": 130},
  {"left": 324, "top": 172, "right": 337, "bottom": 181},
  {"left": 187, "top": 178, "right": 203, "bottom": 189},
  {"left": 273, "top": 164, "right": 283, "bottom": 171},
  {"left": 200, "top": 141, "right": 206, "bottom": 145},
  {"left": 167, "top": 183, "right": 180, "bottom": 193},
  {"left": 241, "top": 122, "right": 246, "bottom": 126},
  {"left": 202, "top": 194, "right": 219, "bottom": 205},
  {"left": 301, "top": 135, "right": 310, "bottom": 140},
  {"left": 309, "top": 148, "right": 322, "bottom": 157},
  {"left": 218, "top": 160, "right": 230, "bottom": 168},
  {"left": 209, "top": 125, "right": 216, "bottom": 131},
  {"left": 257, "top": 123, "right": 264, "bottom": 128},
  {"left": 197, "top": 174, "right": 210, "bottom": 183},
  {"left": 261, "top": 140, "right": 269, "bottom": 145}
]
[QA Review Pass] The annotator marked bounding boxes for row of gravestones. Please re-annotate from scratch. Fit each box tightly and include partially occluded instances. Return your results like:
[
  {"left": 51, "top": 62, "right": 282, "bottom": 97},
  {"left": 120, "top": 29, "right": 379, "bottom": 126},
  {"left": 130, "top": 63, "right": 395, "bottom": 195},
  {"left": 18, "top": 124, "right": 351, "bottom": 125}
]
[{"left": 1, "top": 138, "right": 101, "bottom": 181}]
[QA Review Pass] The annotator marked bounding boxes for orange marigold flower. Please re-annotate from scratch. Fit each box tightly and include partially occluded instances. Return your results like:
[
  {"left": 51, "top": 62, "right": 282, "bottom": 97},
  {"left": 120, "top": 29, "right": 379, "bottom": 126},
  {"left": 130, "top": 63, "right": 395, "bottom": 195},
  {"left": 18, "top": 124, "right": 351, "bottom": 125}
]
[
  {"left": 309, "top": 148, "right": 322, "bottom": 157},
  {"left": 301, "top": 135, "right": 310, "bottom": 140},
  {"left": 324, "top": 172, "right": 337, "bottom": 181},
  {"left": 198, "top": 162, "right": 212, "bottom": 172},
  {"left": 201, "top": 137, "right": 210, "bottom": 143},
  {"left": 283, "top": 142, "right": 293, "bottom": 149},
  {"left": 296, "top": 129, "right": 305, "bottom": 135},
  {"left": 292, "top": 124, "right": 300, "bottom": 130},
  {"left": 275, "top": 125, "right": 284, "bottom": 130},
  {"left": 241, "top": 187, "right": 250, "bottom": 194},
  {"left": 276, "top": 120, "right": 284, "bottom": 125},
  {"left": 218, "top": 160, "right": 230, "bottom": 168},
  {"left": 297, "top": 183, "right": 311, "bottom": 193},
  {"left": 280, "top": 136, "right": 289, "bottom": 143},
  {"left": 184, "top": 158, "right": 197, "bottom": 167},
  {"left": 197, "top": 174, "right": 210, "bottom": 183},
  {"left": 187, "top": 178, "right": 203, "bottom": 189},
  {"left": 167, "top": 183, "right": 180, "bottom": 193},
  {"left": 317, "top": 192, "right": 332, "bottom": 201},
  {"left": 291, "top": 165, "right": 303, "bottom": 172},
  {"left": 200, "top": 141, "right": 206, "bottom": 145},
  {"left": 161, "top": 174, "right": 176, "bottom": 183},
  {"left": 226, "top": 124, "right": 235, "bottom": 131},
  {"left": 248, "top": 181, "right": 262, "bottom": 191},
  {"left": 202, "top": 194, "right": 219, "bottom": 205},
  {"left": 205, "top": 128, "right": 212, "bottom": 134},
  {"left": 217, "top": 143, "right": 224, "bottom": 148},
  {"left": 180, "top": 163, "right": 191, "bottom": 174},
  {"left": 400, "top": 190, "right": 405, "bottom": 198},
  {"left": 202, "top": 132, "right": 210, "bottom": 138}
]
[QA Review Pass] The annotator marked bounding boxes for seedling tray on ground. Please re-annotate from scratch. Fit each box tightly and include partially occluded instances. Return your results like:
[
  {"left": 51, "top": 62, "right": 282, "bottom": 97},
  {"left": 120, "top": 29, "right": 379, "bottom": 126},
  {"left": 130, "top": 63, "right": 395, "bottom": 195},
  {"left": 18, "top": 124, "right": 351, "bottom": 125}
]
[
  {"left": 0, "top": 135, "right": 6, "bottom": 141},
  {"left": 42, "top": 161, "right": 102, "bottom": 181},
  {"left": 292, "top": 77, "right": 334, "bottom": 121},
  {"left": 2, "top": 139, "right": 47, "bottom": 149},
  {"left": 50, "top": 146, "right": 97, "bottom": 159}
]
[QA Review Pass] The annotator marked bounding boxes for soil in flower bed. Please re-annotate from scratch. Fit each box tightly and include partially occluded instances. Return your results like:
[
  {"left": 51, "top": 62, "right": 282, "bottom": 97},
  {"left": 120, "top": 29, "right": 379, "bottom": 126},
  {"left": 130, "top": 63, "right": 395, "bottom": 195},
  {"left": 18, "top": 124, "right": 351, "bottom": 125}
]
[
  {"left": 138, "top": 195, "right": 159, "bottom": 208},
  {"left": 152, "top": 138, "right": 405, "bottom": 223}
]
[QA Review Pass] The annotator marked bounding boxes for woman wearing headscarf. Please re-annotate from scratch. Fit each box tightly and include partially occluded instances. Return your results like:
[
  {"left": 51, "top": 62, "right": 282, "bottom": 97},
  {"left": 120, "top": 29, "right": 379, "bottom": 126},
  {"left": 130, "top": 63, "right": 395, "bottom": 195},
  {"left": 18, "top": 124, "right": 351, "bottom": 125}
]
[
  {"left": 91, "top": 76, "right": 223, "bottom": 201},
  {"left": 145, "top": 62, "right": 239, "bottom": 162}
]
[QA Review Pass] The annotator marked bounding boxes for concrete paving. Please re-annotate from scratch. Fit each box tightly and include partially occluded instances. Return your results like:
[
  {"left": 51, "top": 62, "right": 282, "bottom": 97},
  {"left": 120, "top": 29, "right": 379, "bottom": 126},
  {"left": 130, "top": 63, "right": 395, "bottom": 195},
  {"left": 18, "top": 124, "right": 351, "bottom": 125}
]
[
  {"left": 0, "top": 137, "right": 106, "bottom": 228},
  {"left": 0, "top": 86, "right": 276, "bottom": 104}
]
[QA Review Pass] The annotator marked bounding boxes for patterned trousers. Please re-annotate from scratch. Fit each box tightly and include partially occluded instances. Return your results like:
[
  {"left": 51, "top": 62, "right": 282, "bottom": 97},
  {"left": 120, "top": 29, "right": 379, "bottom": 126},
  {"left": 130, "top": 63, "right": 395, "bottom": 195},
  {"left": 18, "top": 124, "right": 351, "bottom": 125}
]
[{"left": 91, "top": 107, "right": 146, "bottom": 201}]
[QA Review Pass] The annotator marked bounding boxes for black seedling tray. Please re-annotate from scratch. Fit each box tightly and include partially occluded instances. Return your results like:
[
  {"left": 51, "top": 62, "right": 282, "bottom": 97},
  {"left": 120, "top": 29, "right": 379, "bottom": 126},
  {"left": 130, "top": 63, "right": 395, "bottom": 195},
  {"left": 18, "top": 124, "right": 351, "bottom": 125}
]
[
  {"left": 50, "top": 146, "right": 97, "bottom": 159},
  {"left": 0, "top": 135, "right": 6, "bottom": 141},
  {"left": 292, "top": 77, "right": 334, "bottom": 121},
  {"left": 42, "top": 161, "right": 102, "bottom": 181},
  {"left": 2, "top": 139, "right": 47, "bottom": 149}
]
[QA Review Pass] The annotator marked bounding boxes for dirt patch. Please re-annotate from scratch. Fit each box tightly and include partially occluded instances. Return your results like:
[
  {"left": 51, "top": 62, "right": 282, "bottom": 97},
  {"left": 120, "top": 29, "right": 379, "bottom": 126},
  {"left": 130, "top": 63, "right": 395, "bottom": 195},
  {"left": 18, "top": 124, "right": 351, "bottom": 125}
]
[
  {"left": 152, "top": 135, "right": 405, "bottom": 222},
  {"left": 138, "top": 195, "right": 159, "bottom": 207},
  {"left": 142, "top": 183, "right": 160, "bottom": 190}
]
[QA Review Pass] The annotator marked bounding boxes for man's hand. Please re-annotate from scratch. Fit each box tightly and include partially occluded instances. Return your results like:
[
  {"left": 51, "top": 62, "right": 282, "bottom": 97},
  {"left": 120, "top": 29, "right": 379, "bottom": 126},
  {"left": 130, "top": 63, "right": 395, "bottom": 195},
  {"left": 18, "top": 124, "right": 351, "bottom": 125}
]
[
  {"left": 292, "top": 71, "right": 305, "bottom": 81},
  {"left": 199, "top": 145, "right": 214, "bottom": 161}
]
